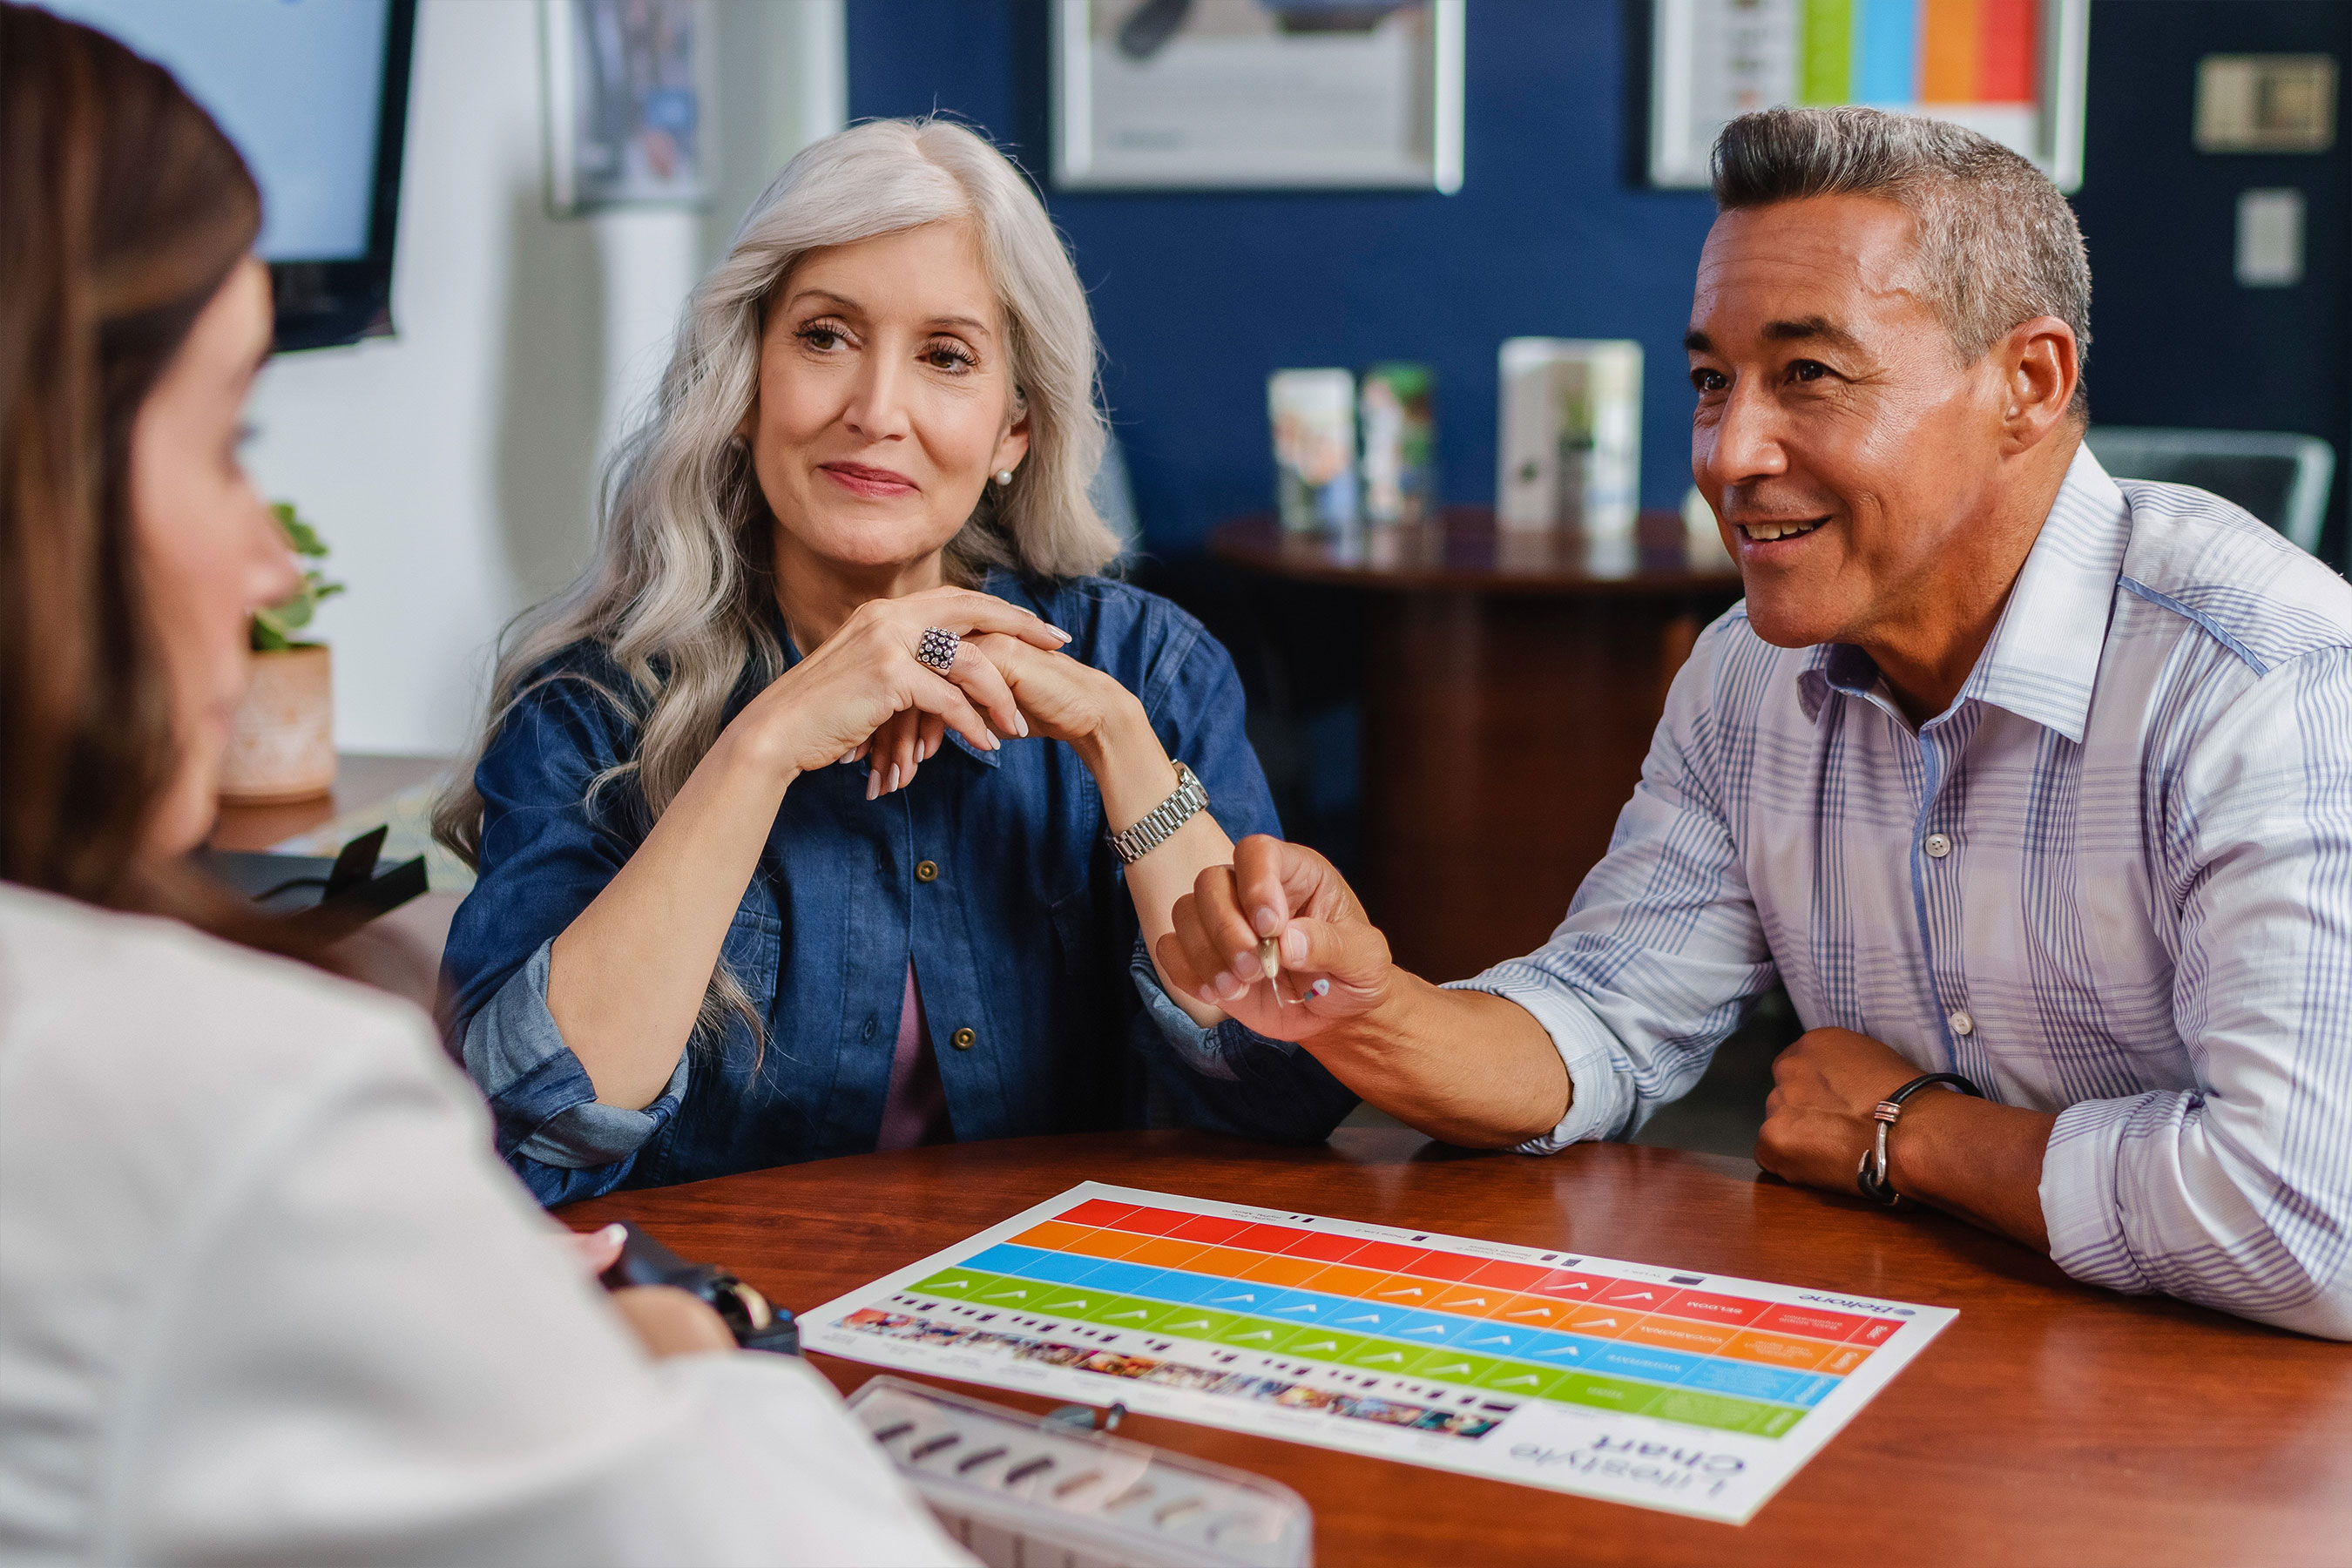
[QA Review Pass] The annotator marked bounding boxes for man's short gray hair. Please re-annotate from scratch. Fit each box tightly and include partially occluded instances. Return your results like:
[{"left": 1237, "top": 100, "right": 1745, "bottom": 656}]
[{"left": 1713, "top": 106, "right": 2091, "bottom": 416}]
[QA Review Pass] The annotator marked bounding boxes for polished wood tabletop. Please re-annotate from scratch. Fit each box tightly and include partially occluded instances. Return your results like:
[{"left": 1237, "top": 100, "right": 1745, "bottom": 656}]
[
  {"left": 563, "top": 1129, "right": 2349, "bottom": 1567},
  {"left": 1207, "top": 505, "right": 1744, "bottom": 596}
]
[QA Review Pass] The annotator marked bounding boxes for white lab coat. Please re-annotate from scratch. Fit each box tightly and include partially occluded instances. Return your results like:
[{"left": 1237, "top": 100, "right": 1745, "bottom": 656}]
[{"left": 0, "top": 883, "right": 967, "bottom": 1566}]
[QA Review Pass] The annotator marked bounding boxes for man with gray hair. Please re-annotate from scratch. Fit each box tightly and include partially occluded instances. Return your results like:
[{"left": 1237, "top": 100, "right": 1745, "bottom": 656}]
[{"left": 1158, "top": 107, "right": 2352, "bottom": 1339}]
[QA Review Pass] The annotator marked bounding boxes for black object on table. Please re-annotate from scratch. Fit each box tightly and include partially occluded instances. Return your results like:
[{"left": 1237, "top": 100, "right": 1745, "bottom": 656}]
[{"left": 193, "top": 824, "right": 428, "bottom": 938}]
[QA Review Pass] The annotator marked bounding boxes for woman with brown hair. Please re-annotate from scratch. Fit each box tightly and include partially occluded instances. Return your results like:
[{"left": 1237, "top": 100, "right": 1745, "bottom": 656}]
[{"left": 0, "top": 8, "right": 961, "bottom": 1562}]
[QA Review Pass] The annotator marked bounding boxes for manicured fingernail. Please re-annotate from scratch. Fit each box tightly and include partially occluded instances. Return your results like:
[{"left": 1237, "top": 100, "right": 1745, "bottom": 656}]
[
  {"left": 598, "top": 1223, "right": 627, "bottom": 1245},
  {"left": 866, "top": 769, "right": 880, "bottom": 801},
  {"left": 1050, "top": 624, "right": 1072, "bottom": 641},
  {"left": 1232, "top": 950, "right": 1260, "bottom": 981},
  {"left": 1213, "top": 971, "right": 1244, "bottom": 1001},
  {"left": 889, "top": 765, "right": 902, "bottom": 792},
  {"left": 840, "top": 752, "right": 855, "bottom": 767},
  {"left": 1253, "top": 907, "right": 1281, "bottom": 937},
  {"left": 1016, "top": 711, "right": 1030, "bottom": 738},
  {"left": 1310, "top": 977, "right": 1331, "bottom": 999},
  {"left": 1284, "top": 928, "right": 1308, "bottom": 966},
  {"left": 1196, "top": 986, "right": 1220, "bottom": 1006}
]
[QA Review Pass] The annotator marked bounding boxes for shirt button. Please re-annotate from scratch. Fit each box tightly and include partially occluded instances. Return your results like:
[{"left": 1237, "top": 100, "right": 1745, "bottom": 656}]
[
  {"left": 1948, "top": 1010, "right": 1975, "bottom": 1037},
  {"left": 950, "top": 1026, "right": 977, "bottom": 1051},
  {"left": 1923, "top": 833, "right": 1952, "bottom": 859},
  {"left": 916, "top": 860, "right": 939, "bottom": 882}
]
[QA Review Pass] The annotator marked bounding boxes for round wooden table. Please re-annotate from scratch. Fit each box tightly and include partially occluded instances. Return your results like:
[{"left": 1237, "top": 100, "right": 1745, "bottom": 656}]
[
  {"left": 563, "top": 1129, "right": 2349, "bottom": 1567},
  {"left": 1208, "top": 507, "right": 1743, "bottom": 982}
]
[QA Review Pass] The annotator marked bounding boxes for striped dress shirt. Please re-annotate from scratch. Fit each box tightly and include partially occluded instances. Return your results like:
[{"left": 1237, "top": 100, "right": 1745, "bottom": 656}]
[{"left": 1461, "top": 449, "right": 2352, "bottom": 1339}]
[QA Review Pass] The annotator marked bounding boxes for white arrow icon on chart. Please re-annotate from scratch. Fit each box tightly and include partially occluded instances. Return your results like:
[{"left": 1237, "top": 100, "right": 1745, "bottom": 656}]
[
  {"left": 1491, "top": 1373, "right": 1541, "bottom": 1389},
  {"left": 1360, "top": 1350, "right": 1405, "bottom": 1365},
  {"left": 1404, "top": 1324, "right": 1448, "bottom": 1337},
  {"left": 1378, "top": 1286, "right": 1426, "bottom": 1299},
  {"left": 1105, "top": 1308, "right": 1148, "bottom": 1321}
]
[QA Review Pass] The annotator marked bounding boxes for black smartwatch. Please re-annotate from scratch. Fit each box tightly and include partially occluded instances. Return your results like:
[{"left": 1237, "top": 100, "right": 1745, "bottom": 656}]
[{"left": 598, "top": 1222, "right": 801, "bottom": 1355}]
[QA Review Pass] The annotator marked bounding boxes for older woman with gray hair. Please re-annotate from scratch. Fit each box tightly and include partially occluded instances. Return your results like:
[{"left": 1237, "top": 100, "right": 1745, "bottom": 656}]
[{"left": 436, "top": 118, "right": 1351, "bottom": 1202}]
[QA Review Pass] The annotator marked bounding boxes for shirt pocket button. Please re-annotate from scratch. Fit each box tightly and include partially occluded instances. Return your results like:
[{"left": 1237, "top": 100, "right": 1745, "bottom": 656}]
[
  {"left": 951, "top": 1027, "right": 977, "bottom": 1051},
  {"left": 916, "top": 860, "right": 939, "bottom": 882}
]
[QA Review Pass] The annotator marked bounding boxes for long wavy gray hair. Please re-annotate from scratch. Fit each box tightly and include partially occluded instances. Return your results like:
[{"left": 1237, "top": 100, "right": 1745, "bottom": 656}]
[{"left": 433, "top": 118, "right": 1120, "bottom": 1038}]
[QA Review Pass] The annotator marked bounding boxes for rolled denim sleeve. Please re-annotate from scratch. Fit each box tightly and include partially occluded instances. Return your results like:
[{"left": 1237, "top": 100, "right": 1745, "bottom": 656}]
[
  {"left": 462, "top": 938, "right": 687, "bottom": 1178},
  {"left": 442, "top": 657, "right": 684, "bottom": 1203}
]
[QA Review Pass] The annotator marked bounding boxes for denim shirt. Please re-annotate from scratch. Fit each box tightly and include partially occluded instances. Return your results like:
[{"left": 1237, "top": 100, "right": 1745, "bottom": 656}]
[{"left": 441, "top": 573, "right": 1355, "bottom": 1204}]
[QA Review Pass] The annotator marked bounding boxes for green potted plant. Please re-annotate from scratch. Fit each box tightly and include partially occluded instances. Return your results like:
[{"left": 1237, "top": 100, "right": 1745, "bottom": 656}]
[{"left": 220, "top": 503, "right": 346, "bottom": 803}]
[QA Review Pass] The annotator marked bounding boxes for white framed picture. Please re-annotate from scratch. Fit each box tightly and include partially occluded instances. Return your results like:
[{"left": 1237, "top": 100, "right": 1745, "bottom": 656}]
[
  {"left": 1053, "top": 0, "right": 1464, "bottom": 193},
  {"left": 541, "top": 0, "right": 714, "bottom": 215},
  {"left": 1647, "top": 0, "right": 2089, "bottom": 192}
]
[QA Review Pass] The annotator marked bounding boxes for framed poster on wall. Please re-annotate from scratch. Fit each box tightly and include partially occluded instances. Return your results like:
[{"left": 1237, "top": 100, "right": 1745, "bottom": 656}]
[
  {"left": 1053, "top": 0, "right": 1464, "bottom": 193},
  {"left": 541, "top": 0, "right": 714, "bottom": 214},
  {"left": 1647, "top": 0, "right": 2089, "bottom": 192}
]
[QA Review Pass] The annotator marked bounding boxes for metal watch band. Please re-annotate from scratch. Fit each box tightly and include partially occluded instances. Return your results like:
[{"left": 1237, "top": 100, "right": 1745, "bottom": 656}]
[{"left": 1108, "top": 761, "right": 1209, "bottom": 866}]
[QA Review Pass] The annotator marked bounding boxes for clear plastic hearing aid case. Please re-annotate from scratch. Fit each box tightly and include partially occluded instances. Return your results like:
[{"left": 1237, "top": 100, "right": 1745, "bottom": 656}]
[{"left": 847, "top": 1376, "right": 1313, "bottom": 1568}]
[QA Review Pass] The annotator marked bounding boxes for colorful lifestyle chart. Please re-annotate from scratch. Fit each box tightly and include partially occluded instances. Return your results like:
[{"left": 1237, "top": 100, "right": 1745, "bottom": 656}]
[{"left": 805, "top": 1184, "right": 1957, "bottom": 1524}]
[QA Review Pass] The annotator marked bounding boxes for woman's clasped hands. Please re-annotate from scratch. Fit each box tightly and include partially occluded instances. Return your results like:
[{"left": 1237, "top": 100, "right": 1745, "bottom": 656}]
[{"left": 739, "top": 585, "right": 1071, "bottom": 796}]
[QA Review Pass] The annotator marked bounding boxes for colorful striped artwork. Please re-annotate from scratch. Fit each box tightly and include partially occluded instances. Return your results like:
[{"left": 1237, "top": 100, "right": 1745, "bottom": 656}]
[
  {"left": 1649, "top": 0, "right": 2082, "bottom": 190},
  {"left": 807, "top": 1183, "right": 1957, "bottom": 1524},
  {"left": 1801, "top": 0, "right": 2038, "bottom": 106}
]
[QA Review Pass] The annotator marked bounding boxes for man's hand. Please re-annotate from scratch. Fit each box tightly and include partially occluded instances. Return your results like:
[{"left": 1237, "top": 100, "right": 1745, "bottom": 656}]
[
  {"left": 1754, "top": 1027, "right": 1917, "bottom": 1191},
  {"left": 1155, "top": 835, "right": 1395, "bottom": 1041},
  {"left": 1758, "top": 1026, "right": 2058, "bottom": 1250},
  {"left": 1156, "top": 835, "right": 1570, "bottom": 1146}
]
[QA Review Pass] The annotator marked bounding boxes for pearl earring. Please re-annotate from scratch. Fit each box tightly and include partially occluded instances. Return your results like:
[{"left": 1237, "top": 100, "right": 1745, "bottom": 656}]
[{"left": 995, "top": 469, "right": 1014, "bottom": 487}]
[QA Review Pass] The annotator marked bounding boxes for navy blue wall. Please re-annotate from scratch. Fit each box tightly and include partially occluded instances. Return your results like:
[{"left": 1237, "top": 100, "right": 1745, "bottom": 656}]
[
  {"left": 848, "top": 0, "right": 2349, "bottom": 558},
  {"left": 2069, "top": 0, "right": 2349, "bottom": 559}
]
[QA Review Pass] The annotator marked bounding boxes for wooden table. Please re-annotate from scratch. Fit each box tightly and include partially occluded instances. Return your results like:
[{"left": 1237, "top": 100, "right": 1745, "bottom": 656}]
[
  {"left": 564, "top": 1129, "right": 2349, "bottom": 1566},
  {"left": 1209, "top": 507, "right": 1743, "bottom": 981}
]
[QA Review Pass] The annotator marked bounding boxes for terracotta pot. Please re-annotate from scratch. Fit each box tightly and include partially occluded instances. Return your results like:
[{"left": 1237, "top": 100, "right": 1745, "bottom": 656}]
[{"left": 220, "top": 644, "right": 336, "bottom": 804}]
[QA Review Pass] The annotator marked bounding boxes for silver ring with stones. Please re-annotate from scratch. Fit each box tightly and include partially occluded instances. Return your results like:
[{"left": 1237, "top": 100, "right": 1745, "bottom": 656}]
[{"left": 915, "top": 626, "right": 960, "bottom": 676}]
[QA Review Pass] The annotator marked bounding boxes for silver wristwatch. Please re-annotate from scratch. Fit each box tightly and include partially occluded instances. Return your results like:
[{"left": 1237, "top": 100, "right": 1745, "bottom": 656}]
[{"left": 1108, "top": 761, "right": 1209, "bottom": 866}]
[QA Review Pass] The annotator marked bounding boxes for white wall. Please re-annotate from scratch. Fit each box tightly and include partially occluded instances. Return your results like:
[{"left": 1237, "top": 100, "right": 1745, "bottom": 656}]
[{"left": 246, "top": 0, "right": 844, "bottom": 754}]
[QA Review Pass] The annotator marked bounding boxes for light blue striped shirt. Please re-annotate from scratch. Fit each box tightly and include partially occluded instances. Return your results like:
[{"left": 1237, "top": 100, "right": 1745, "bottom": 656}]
[{"left": 1463, "top": 449, "right": 2352, "bottom": 1339}]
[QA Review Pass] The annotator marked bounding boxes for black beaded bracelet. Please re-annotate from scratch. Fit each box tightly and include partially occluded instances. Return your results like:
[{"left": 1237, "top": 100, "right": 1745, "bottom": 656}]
[{"left": 1855, "top": 1071, "right": 1984, "bottom": 1207}]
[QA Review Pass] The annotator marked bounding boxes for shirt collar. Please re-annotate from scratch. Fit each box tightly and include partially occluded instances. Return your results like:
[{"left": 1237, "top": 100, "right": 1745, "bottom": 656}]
[{"left": 1795, "top": 444, "right": 2129, "bottom": 743}]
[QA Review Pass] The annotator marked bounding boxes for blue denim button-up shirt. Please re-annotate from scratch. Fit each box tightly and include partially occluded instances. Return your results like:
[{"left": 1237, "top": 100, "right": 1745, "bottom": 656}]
[{"left": 442, "top": 573, "right": 1355, "bottom": 1204}]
